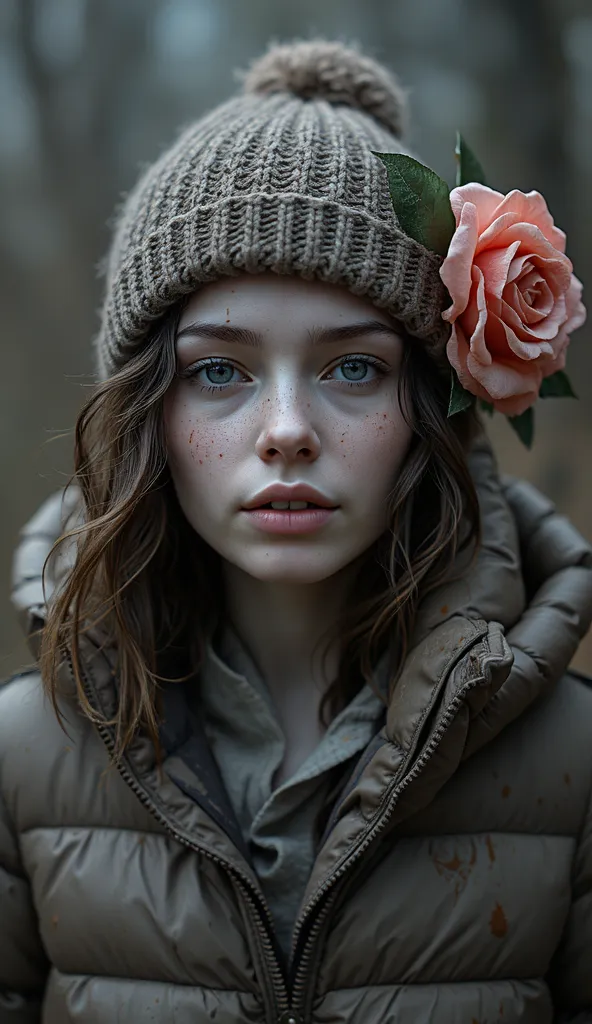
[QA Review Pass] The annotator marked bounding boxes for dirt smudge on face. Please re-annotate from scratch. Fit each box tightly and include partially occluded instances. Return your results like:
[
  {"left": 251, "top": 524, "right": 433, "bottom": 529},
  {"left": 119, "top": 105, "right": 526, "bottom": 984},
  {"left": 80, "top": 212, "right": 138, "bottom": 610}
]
[
  {"left": 485, "top": 834, "right": 496, "bottom": 864},
  {"left": 501, "top": 785, "right": 511, "bottom": 798}
]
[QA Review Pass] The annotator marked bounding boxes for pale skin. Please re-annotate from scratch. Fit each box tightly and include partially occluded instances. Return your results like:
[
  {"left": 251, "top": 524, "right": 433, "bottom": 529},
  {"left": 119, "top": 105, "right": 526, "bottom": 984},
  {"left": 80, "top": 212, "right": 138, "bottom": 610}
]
[{"left": 164, "top": 271, "right": 413, "bottom": 783}]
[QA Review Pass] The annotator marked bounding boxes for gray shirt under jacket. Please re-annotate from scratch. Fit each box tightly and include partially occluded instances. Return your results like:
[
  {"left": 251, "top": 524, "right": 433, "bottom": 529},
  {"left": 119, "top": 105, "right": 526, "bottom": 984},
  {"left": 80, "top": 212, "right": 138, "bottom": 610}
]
[{"left": 199, "top": 624, "right": 388, "bottom": 959}]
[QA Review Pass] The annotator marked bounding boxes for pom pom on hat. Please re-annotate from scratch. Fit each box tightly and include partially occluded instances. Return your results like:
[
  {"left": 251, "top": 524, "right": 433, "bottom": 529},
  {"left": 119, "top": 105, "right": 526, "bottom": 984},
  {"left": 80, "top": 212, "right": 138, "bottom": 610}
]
[{"left": 237, "top": 37, "right": 408, "bottom": 139}]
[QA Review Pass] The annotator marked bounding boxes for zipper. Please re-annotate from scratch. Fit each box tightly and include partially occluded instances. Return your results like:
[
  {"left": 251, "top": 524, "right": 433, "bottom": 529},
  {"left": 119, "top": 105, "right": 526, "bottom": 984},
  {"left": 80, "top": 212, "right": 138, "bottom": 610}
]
[
  {"left": 66, "top": 651, "right": 290, "bottom": 1022},
  {"left": 288, "top": 670, "right": 487, "bottom": 1019},
  {"left": 69, "top": 634, "right": 491, "bottom": 1023}
]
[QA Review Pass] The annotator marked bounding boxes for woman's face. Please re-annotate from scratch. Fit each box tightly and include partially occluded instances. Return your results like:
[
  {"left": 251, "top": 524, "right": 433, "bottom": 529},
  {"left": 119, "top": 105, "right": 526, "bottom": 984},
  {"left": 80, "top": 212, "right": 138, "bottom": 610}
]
[{"left": 164, "top": 271, "right": 413, "bottom": 585}]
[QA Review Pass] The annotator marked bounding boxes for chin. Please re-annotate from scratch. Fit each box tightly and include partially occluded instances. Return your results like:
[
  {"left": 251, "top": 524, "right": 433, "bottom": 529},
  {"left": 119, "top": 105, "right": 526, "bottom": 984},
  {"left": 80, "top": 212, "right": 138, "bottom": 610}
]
[{"left": 230, "top": 548, "right": 353, "bottom": 585}]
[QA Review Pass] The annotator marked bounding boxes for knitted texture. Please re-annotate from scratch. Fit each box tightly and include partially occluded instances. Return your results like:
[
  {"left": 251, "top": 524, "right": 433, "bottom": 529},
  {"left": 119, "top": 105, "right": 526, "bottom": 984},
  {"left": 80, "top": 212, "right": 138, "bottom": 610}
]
[{"left": 95, "top": 38, "right": 451, "bottom": 380}]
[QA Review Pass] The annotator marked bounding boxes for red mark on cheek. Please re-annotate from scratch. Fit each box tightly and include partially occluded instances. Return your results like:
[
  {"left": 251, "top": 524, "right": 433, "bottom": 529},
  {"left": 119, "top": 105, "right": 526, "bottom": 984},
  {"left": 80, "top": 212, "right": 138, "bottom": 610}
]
[{"left": 219, "top": 453, "right": 223, "bottom": 458}]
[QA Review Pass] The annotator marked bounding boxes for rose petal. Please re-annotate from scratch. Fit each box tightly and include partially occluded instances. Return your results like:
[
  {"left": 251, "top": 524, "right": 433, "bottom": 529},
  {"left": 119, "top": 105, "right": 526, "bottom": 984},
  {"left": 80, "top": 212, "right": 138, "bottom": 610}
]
[
  {"left": 496, "top": 308, "right": 556, "bottom": 358},
  {"left": 539, "top": 340, "right": 568, "bottom": 379},
  {"left": 446, "top": 323, "right": 493, "bottom": 401},
  {"left": 506, "top": 253, "right": 535, "bottom": 285},
  {"left": 449, "top": 183, "right": 505, "bottom": 231},
  {"left": 462, "top": 264, "right": 491, "bottom": 365},
  {"left": 476, "top": 219, "right": 569, "bottom": 262},
  {"left": 563, "top": 274, "right": 587, "bottom": 335},
  {"left": 482, "top": 310, "right": 515, "bottom": 359},
  {"left": 448, "top": 316, "right": 542, "bottom": 416},
  {"left": 507, "top": 278, "right": 554, "bottom": 325},
  {"left": 474, "top": 240, "right": 521, "bottom": 306},
  {"left": 467, "top": 339, "right": 543, "bottom": 401},
  {"left": 484, "top": 189, "right": 566, "bottom": 251},
  {"left": 538, "top": 282, "right": 579, "bottom": 375},
  {"left": 504, "top": 248, "right": 572, "bottom": 305},
  {"left": 491, "top": 389, "right": 540, "bottom": 417},
  {"left": 500, "top": 291, "right": 566, "bottom": 345},
  {"left": 514, "top": 266, "right": 553, "bottom": 308},
  {"left": 440, "top": 201, "right": 479, "bottom": 321}
]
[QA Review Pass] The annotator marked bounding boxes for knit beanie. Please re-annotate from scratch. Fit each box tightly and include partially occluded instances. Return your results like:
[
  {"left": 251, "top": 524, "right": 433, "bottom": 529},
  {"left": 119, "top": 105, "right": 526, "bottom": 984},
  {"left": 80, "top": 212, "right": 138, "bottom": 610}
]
[{"left": 95, "top": 38, "right": 450, "bottom": 380}]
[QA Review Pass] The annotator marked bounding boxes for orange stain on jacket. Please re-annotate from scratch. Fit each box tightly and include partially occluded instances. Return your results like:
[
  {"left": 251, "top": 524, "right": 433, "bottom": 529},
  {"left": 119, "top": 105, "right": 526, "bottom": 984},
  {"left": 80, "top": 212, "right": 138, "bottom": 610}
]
[{"left": 490, "top": 901, "right": 508, "bottom": 938}]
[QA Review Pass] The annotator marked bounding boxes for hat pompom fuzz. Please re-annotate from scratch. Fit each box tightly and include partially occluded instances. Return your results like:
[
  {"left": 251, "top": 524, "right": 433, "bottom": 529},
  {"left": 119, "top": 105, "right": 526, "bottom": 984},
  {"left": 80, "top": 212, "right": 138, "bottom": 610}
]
[{"left": 237, "top": 38, "right": 408, "bottom": 139}]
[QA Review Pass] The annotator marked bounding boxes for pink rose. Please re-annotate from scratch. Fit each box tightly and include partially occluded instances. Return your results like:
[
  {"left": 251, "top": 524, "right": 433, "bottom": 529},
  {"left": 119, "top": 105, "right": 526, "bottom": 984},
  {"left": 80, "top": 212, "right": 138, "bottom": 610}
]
[{"left": 440, "top": 183, "right": 586, "bottom": 416}]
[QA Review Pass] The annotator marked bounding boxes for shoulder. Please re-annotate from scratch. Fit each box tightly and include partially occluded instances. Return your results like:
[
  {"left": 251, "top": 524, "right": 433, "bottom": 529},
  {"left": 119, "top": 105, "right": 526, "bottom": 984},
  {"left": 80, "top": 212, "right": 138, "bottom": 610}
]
[
  {"left": 0, "top": 668, "right": 48, "bottom": 744},
  {"left": 526, "top": 667, "right": 592, "bottom": 753},
  {"left": 0, "top": 668, "right": 71, "bottom": 772},
  {"left": 551, "top": 666, "right": 592, "bottom": 727},
  {"left": 0, "top": 665, "right": 97, "bottom": 761},
  {"left": 0, "top": 656, "right": 155, "bottom": 848},
  {"left": 0, "top": 668, "right": 101, "bottom": 823},
  {"left": 519, "top": 667, "right": 592, "bottom": 808},
  {"left": 556, "top": 667, "right": 592, "bottom": 773},
  {"left": 0, "top": 666, "right": 159, "bottom": 840},
  {"left": 561, "top": 665, "right": 592, "bottom": 693}
]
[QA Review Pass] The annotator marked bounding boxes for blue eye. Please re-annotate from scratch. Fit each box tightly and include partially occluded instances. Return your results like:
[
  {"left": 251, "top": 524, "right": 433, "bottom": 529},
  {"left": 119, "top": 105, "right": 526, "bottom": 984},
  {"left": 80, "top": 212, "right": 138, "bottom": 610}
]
[
  {"left": 178, "top": 354, "right": 389, "bottom": 393},
  {"left": 334, "top": 357, "right": 386, "bottom": 386}
]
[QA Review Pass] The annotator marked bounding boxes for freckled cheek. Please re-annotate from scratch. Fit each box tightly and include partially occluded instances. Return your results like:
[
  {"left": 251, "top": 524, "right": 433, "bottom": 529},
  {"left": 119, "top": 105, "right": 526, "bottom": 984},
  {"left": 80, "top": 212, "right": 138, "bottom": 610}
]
[
  {"left": 338, "top": 410, "right": 411, "bottom": 464},
  {"left": 165, "top": 408, "right": 237, "bottom": 471},
  {"left": 164, "top": 404, "right": 203, "bottom": 469}
]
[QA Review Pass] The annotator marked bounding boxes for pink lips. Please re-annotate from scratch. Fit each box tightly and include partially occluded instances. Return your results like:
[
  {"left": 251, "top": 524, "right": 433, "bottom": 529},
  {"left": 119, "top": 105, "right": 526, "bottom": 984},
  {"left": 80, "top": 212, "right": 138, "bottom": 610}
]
[
  {"left": 241, "top": 507, "right": 336, "bottom": 534},
  {"left": 242, "top": 482, "right": 337, "bottom": 510}
]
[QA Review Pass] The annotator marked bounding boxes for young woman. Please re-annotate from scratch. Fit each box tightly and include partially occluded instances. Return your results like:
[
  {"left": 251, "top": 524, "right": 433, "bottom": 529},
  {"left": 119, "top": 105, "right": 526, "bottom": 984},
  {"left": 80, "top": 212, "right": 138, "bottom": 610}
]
[{"left": 2, "top": 38, "right": 592, "bottom": 1024}]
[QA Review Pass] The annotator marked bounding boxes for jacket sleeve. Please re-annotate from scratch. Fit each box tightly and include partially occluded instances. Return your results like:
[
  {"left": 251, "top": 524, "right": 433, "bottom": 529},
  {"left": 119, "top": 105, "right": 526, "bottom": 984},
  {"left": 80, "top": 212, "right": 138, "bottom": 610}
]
[
  {"left": 0, "top": 747, "right": 49, "bottom": 1021},
  {"left": 547, "top": 750, "right": 592, "bottom": 1023}
]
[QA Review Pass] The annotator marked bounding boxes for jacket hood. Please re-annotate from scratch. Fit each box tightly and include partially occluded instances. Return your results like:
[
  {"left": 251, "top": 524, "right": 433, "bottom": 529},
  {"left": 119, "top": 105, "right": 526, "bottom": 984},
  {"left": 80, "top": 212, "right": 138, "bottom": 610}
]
[{"left": 11, "top": 429, "right": 592, "bottom": 768}]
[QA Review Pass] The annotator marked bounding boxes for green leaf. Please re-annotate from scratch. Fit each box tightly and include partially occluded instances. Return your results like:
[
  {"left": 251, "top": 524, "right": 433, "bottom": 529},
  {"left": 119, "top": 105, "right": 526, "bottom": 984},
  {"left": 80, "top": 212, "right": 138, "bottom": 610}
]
[
  {"left": 478, "top": 399, "right": 494, "bottom": 417},
  {"left": 507, "top": 407, "right": 534, "bottom": 449},
  {"left": 447, "top": 371, "right": 475, "bottom": 416},
  {"left": 455, "top": 132, "right": 488, "bottom": 188},
  {"left": 373, "top": 151, "right": 456, "bottom": 258},
  {"left": 539, "top": 370, "right": 578, "bottom": 399}
]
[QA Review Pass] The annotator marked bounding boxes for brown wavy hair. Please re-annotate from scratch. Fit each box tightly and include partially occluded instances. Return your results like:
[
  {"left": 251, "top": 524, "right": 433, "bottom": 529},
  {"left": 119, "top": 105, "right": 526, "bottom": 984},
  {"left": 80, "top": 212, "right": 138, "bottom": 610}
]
[{"left": 39, "top": 297, "right": 482, "bottom": 772}]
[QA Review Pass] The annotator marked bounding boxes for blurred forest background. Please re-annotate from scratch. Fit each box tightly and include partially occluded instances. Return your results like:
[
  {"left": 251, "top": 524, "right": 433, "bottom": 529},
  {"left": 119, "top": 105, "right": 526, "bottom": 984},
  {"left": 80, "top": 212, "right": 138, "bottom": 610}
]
[{"left": 1, "top": 0, "right": 591, "bottom": 678}]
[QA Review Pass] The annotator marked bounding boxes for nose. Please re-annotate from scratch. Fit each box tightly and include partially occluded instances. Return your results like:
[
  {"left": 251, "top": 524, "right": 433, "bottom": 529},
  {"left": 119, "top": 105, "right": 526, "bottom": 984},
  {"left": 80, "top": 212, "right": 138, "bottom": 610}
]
[{"left": 254, "top": 386, "right": 321, "bottom": 464}]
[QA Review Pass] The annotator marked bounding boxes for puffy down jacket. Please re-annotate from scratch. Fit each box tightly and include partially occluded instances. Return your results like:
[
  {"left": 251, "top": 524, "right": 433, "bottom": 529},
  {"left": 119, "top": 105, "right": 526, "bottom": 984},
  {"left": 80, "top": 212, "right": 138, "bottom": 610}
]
[{"left": 2, "top": 434, "right": 592, "bottom": 1023}]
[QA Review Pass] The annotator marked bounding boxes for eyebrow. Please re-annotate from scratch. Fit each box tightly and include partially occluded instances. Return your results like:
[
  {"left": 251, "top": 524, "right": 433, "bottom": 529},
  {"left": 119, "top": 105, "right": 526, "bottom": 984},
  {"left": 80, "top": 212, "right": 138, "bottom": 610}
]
[{"left": 175, "top": 319, "right": 401, "bottom": 348}]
